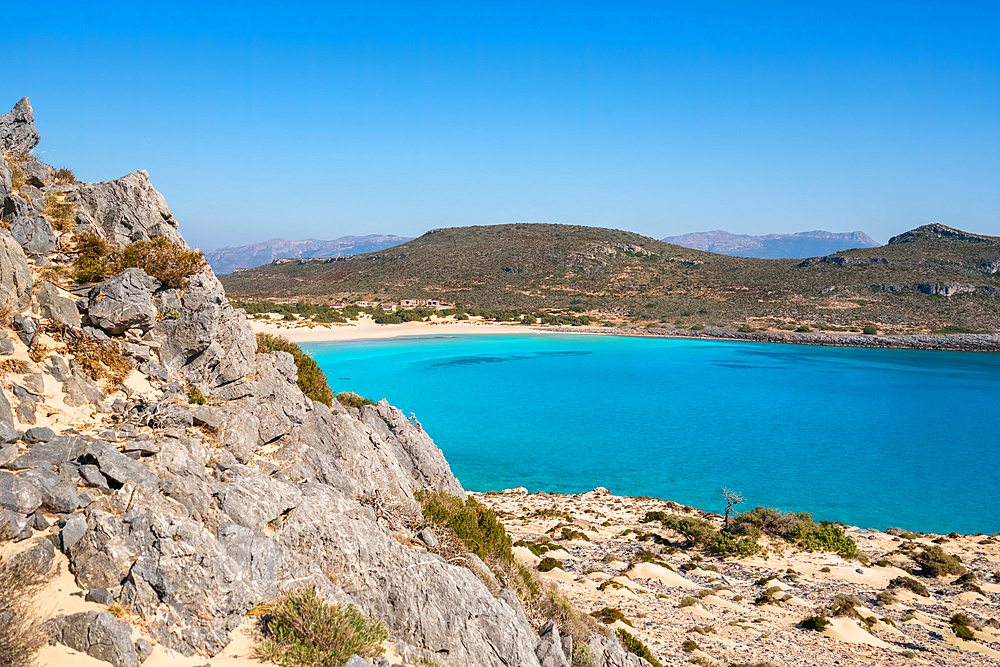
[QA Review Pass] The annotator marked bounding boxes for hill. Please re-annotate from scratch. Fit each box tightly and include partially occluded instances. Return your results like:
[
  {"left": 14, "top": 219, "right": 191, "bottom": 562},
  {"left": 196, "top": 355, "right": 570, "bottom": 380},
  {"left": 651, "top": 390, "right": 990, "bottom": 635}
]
[
  {"left": 204, "top": 234, "right": 413, "bottom": 275},
  {"left": 220, "top": 222, "right": 1000, "bottom": 333},
  {"left": 661, "top": 229, "right": 879, "bottom": 258}
]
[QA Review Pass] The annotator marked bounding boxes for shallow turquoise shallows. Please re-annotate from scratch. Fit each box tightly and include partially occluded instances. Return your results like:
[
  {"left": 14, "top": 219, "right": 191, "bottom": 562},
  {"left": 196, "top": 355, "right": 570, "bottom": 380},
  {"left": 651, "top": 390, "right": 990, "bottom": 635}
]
[{"left": 306, "top": 334, "right": 999, "bottom": 535}]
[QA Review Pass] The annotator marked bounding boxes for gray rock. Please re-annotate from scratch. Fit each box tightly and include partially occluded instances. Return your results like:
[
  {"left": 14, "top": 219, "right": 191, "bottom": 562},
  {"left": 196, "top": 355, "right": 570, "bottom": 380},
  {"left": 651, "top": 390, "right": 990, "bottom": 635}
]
[
  {"left": 72, "top": 170, "right": 187, "bottom": 250},
  {"left": 0, "top": 420, "right": 18, "bottom": 443},
  {"left": 0, "top": 155, "right": 11, "bottom": 203},
  {"left": 20, "top": 467, "right": 80, "bottom": 513},
  {"left": 588, "top": 634, "right": 653, "bottom": 667},
  {"left": 344, "top": 657, "right": 375, "bottom": 667},
  {"left": 0, "top": 509, "right": 28, "bottom": 533},
  {"left": 0, "top": 470, "right": 42, "bottom": 514},
  {"left": 19, "top": 537, "right": 54, "bottom": 572},
  {"left": 85, "top": 440, "right": 160, "bottom": 488},
  {"left": 536, "top": 621, "right": 571, "bottom": 667},
  {"left": 417, "top": 527, "right": 439, "bottom": 548},
  {"left": 86, "top": 588, "right": 116, "bottom": 605},
  {"left": 24, "top": 426, "right": 55, "bottom": 443},
  {"left": 19, "top": 160, "right": 49, "bottom": 188},
  {"left": 61, "top": 513, "right": 88, "bottom": 550},
  {"left": 23, "top": 373, "right": 43, "bottom": 394},
  {"left": 24, "top": 435, "right": 85, "bottom": 463},
  {"left": 0, "top": 230, "right": 33, "bottom": 312},
  {"left": 0, "top": 390, "right": 11, "bottom": 426},
  {"left": 53, "top": 611, "right": 139, "bottom": 667},
  {"left": 36, "top": 281, "right": 83, "bottom": 328},
  {"left": 135, "top": 638, "right": 154, "bottom": 663},
  {"left": 189, "top": 405, "right": 224, "bottom": 431},
  {"left": 0, "top": 98, "right": 40, "bottom": 154},
  {"left": 217, "top": 466, "right": 302, "bottom": 532},
  {"left": 15, "top": 399, "right": 36, "bottom": 425},
  {"left": 138, "top": 361, "right": 170, "bottom": 383},
  {"left": 0, "top": 338, "right": 13, "bottom": 355},
  {"left": 0, "top": 444, "right": 16, "bottom": 466},
  {"left": 9, "top": 214, "right": 56, "bottom": 254},
  {"left": 216, "top": 523, "right": 281, "bottom": 599},
  {"left": 87, "top": 268, "right": 161, "bottom": 334},
  {"left": 31, "top": 510, "right": 48, "bottom": 530},
  {"left": 148, "top": 403, "right": 193, "bottom": 429},
  {"left": 217, "top": 409, "right": 261, "bottom": 463}
]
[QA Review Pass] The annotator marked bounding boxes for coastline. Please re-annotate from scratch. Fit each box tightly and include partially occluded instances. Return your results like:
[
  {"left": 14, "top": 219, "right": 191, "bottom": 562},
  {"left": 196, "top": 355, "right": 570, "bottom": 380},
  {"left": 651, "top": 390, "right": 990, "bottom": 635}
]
[{"left": 250, "top": 317, "right": 1000, "bottom": 352}]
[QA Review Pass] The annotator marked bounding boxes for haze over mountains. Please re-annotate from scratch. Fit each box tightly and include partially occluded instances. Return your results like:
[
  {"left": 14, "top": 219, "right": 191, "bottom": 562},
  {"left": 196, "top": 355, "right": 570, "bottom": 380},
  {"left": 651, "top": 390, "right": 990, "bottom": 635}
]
[
  {"left": 662, "top": 229, "right": 879, "bottom": 259},
  {"left": 204, "top": 234, "right": 413, "bottom": 275}
]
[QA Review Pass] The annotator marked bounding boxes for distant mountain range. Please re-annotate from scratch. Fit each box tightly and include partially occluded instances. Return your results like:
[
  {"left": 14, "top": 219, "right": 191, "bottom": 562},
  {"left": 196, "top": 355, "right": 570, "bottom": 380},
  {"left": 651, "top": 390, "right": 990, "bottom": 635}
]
[
  {"left": 204, "top": 235, "right": 414, "bottom": 275},
  {"left": 661, "top": 230, "right": 879, "bottom": 259}
]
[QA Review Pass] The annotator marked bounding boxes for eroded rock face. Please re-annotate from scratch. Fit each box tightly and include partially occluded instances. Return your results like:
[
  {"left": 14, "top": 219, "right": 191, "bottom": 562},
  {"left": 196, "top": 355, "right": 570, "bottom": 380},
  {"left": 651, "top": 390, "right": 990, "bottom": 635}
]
[
  {"left": 35, "top": 281, "right": 82, "bottom": 328},
  {"left": 0, "top": 230, "right": 32, "bottom": 312},
  {"left": 72, "top": 170, "right": 187, "bottom": 250},
  {"left": 0, "top": 97, "right": 40, "bottom": 154},
  {"left": 9, "top": 214, "right": 56, "bottom": 254},
  {"left": 88, "top": 268, "right": 160, "bottom": 334}
]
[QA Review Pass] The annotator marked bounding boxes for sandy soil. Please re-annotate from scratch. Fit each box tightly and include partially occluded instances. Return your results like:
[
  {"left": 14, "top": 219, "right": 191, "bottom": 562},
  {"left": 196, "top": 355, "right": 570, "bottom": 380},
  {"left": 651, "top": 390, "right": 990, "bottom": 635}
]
[
  {"left": 249, "top": 315, "right": 553, "bottom": 343},
  {"left": 478, "top": 487, "right": 1000, "bottom": 667}
]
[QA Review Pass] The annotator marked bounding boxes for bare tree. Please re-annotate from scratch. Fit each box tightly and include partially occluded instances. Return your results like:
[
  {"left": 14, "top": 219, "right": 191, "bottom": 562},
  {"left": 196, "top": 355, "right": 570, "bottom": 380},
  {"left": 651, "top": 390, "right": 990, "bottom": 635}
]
[{"left": 722, "top": 487, "right": 745, "bottom": 531}]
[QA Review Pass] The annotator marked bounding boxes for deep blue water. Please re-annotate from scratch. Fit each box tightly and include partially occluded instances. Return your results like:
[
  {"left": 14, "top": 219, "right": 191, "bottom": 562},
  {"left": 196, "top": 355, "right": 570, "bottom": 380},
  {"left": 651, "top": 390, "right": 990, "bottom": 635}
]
[{"left": 306, "top": 334, "right": 1000, "bottom": 535}]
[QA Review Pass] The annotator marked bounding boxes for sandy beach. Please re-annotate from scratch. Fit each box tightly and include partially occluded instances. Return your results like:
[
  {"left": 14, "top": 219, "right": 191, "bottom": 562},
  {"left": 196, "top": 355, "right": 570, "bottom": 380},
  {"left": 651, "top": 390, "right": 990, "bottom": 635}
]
[{"left": 249, "top": 315, "right": 556, "bottom": 343}]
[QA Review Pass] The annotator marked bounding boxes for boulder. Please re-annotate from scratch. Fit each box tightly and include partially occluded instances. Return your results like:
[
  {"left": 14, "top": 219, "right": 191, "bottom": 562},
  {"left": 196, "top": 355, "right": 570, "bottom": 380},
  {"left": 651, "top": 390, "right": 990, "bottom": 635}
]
[
  {"left": 24, "top": 425, "right": 55, "bottom": 443},
  {"left": 0, "top": 157, "right": 11, "bottom": 203},
  {"left": 20, "top": 467, "right": 80, "bottom": 513},
  {"left": 0, "top": 230, "right": 32, "bottom": 311},
  {"left": 52, "top": 611, "right": 139, "bottom": 667},
  {"left": 61, "top": 513, "right": 88, "bottom": 550},
  {"left": 9, "top": 214, "right": 56, "bottom": 254},
  {"left": 87, "top": 268, "right": 160, "bottom": 334},
  {"left": 36, "top": 281, "right": 83, "bottom": 328},
  {"left": 0, "top": 389, "right": 12, "bottom": 426},
  {"left": 0, "top": 470, "right": 42, "bottom": 514},
  {"left": 216, "top": 523, "right": 281, "bottom": 599},
  {"left": 0, "top": 98, "right": 40, "bottom": 154},
  {"left": 19, "top": 159, "right": 48, "bottom": 187},
  {"left": 216, "top": 466, "right": 302, "bottom": 532},
  {"left": 536, "top": 621, "right": 571, "bottom": 667},
  {"left": 84, "top": 439, "right": 160, "bottom": 488},
  {"left": 71, "top": 170, "right": 187, "bottom": 250}
]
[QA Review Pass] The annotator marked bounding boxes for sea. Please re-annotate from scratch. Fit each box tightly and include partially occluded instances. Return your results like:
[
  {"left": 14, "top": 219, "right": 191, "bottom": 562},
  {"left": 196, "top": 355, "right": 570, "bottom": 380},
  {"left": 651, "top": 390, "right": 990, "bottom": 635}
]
[{"left": 305, "top": 333, "right": 1000, "bottom": 535}]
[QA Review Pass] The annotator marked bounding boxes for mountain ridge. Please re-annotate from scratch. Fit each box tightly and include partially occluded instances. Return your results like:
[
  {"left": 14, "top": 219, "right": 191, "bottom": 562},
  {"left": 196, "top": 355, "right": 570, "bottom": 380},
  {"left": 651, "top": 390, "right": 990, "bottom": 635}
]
[
  {"left": 204, "top": 234, "right": 413, "bottom": 275},
  {"left": 661, "top": 229, "right": 879, "bottom": 259}
]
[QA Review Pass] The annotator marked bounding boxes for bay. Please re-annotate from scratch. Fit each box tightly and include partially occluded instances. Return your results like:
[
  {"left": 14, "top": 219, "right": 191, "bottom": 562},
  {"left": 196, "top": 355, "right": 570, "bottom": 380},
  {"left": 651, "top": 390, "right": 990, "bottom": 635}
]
[{"left": 306, "top": 333, "right": 999, "bottom": 535}]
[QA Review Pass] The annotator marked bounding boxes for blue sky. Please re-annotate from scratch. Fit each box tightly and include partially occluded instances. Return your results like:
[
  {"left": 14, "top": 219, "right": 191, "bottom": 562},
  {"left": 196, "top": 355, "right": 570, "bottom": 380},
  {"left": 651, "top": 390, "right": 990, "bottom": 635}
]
[{"left": 3, "top": 1, "right": 998, "bottom": 249}]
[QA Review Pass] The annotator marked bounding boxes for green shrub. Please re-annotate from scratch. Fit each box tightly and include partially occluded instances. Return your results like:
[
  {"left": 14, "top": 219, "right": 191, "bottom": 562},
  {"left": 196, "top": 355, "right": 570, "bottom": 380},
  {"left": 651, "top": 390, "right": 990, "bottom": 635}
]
[
  {"left": 875, "top": 590, "right": 897, "bottom": 607},
  {"left": 187, "top": 386, "right": 207, "bottom": 405},
  {"left": 561, "top": 527, "right": 590, "bottom": 542},
  {"left": 913, "top": 545, "right": 966, "bottom": 577},
  {"left": 863, "top": 324, "right": 877, "bottom": 335},
  {"left": 754, "top": 590, "right": 781, "bottom": 606},
  {"left": 256, "top": 587, "right": 387, "bottom": 666},
  {"left": 617, "top": 628, "right": 662, "bottom": 667},
  {"left": 415, "top": 491, "right": 513, "bottom": 566},
  {"left": 115, "top": 237, "right": 206, "bottom": 288},
  {"left": 646, "top": 514, "right": 715, "bottom": 548},
  {"left": 796, "top": 522, "right": 858, "bottom": 558},
  {"left": 538, "top": 557, "right": 563, "bottom": 572},
  {"left": 590, "top": 607, "right": 632, "bottom": 627},
  {"left": 830, "top": 594, "right": 862, "bottom": 617},
  {"left": 799, "top": 616, "right": 831, "bottom": 632},
  {"left": 887, "top": 576, "right": 929, "bottom": 597},
  {"left": 680, "top": 638, "right": 699, "bottom": 652},
  {"left": 689, "top": 323, "right": 706, "bottom": 331},
  {"left": 255, "top": 333, "right": 334, "bottom": 406},
  {"left": 950, "top": 613, "right": 976, "bottom": 641},
  {"left": 678, "top": 597, "right": 698, "bottom": 608},
  {"left": 711, "top": 530, "right": 761, "bottom": 557},
  {"left": 336, "top": 391, "right": 376, "bottom": 409}
]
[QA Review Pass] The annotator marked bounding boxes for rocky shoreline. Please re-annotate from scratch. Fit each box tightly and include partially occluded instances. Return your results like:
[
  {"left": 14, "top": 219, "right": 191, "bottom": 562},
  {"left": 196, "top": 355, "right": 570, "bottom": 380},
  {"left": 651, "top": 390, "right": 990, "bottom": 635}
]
[{"left": 539, "top": 325, "right": 1000, "bottom": 352}]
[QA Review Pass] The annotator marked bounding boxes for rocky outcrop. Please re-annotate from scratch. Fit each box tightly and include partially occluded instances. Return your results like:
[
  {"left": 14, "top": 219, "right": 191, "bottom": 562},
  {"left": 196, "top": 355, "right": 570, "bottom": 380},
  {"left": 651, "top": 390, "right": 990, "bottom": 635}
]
[
  {"left": 9, "top": 213, "right": 56, "bottom": 254},
  {"left": 52, "top": 611, "right": 139, "bottom": 667},
  {"left": 35, "top": 281, "right": 82, "bottom": 329},
  {"left": 87, "top": 268, "right": 160, "bottom": 334},
  {"left": 71, "top": 170, "right": 187, "bottom": 249},
  {"left": 0, "top": 230, "right": 32, "bottom": 312},
  {"left": 0, "top": 97, "right": 40, "bottom": 154}
]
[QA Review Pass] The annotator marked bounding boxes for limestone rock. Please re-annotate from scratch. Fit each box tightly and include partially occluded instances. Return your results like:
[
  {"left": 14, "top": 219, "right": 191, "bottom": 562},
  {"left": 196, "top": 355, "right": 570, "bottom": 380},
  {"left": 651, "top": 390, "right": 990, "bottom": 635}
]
[
  {"left": 71, "top": 170, "right": 186, "bottom": 250},
  {"left": 19, "top": 159, "right": 48, "bottom": 187},
  {"left": 53, "top": 611, "right": 139, "bottom": 667},
  {"left": 85, "top": 439, "right": 161, "bottom": 488},
  {"left": 0, "top": 470, "right": 42, "bottom": 515},
  {"left": 9, "top": 213, "right": 55, "bottom": 254},
  {"left": 0, "top": 98, "right": 40, "bottom": 154},
  {"left": 536, "top": 621, "right": 571, "bottom": 667},
  {"left": 216, "top": 466, "right": 302, "bottom": 532},
  {"left": 87, "top": 268, "right": 160, "bottom": 334},
  {"left": 36, "top": 281, "right": 83, "bottom": 328},
  {"left": 0, "top": 157, "right": 11, "bottom": 203},
  {"left": 0, "top": 230, "right": 33, "bottom": 312}
]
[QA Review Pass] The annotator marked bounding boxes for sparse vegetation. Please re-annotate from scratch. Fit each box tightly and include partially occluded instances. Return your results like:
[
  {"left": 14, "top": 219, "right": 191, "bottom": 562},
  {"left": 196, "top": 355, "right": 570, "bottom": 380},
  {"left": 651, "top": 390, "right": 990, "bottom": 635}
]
[
  {"left": 887, "top": 576, "right": 930, "bottom": 597},
  {"left": 71, "top": 233, "right": 206, "bottom": 287},
  {"left": 255, "top": 586, "right": 387, "bottom": 667},
  {"left": 538, "top": 556, "right": 563, "bottom": 572},
  {"left": 913, "top": 545, "right": 966, "bottom": 577},
  {"left": 255, "top": 333, "right": 334, "bottom": 406},
  {"left": 590, "top": 606, "right": 632, "bottom": 627},
  {"left": 187, "top": 386, "right": 207, "bottom": 405},
  {"left": 68, "top": 338, "right": 135, "bottom": 387},
  {"left": 336, "top": 391, "right": 376, "bottom": 409},
  {"left": 617, "top": 628, "right": 663, "bottom": 666},
  {"left": 799, "top": 616, "right": 831, "bottom": 632},
  {"left": 0, "top": 529, "right": 56, "bottom": 667}
]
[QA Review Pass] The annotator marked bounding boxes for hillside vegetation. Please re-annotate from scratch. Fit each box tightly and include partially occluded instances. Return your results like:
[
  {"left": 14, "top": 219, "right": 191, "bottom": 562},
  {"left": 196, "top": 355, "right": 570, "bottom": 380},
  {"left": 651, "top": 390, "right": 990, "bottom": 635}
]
[{"left": 220, "top": 222, "right": 1000, "bottom": 333}]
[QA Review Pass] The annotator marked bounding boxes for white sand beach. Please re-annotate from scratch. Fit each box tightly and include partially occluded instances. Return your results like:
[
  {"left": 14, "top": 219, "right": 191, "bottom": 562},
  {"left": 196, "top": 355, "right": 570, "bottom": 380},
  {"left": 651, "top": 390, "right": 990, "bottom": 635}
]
[{"left": 249, "top": 315, "right": 561, "bottom": 344}]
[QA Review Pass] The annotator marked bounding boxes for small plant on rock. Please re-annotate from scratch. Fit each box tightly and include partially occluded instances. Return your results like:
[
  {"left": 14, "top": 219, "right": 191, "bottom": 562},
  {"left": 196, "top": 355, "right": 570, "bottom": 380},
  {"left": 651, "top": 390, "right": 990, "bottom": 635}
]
[
  {"left": 799, "top": 616, "right": 831, "bottom": 632},
  {"left": 255, "top": 333, "right": 334, "bottom": 406},
  {"left": 336, "top": 391, "right": 376, "bottom": 409},
  {"left": 255, "top": 587, "right": 387, "bottom": 667},
  {"left": 616, "top": 628, "right": 662, "bottom": 666}
]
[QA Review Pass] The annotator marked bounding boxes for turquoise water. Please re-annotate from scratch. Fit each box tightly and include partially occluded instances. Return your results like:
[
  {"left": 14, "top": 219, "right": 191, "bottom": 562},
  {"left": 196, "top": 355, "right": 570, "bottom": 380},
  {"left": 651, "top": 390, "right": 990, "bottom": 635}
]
[{"left": 306, "top": 334, "right": 1000, "bottom": 535}]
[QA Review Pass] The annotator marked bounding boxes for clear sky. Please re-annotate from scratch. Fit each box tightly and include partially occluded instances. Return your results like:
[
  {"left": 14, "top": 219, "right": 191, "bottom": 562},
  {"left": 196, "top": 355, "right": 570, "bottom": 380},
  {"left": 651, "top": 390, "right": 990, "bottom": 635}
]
[{"left": 4, "top": 1, "right": 998, "bottom": 250}]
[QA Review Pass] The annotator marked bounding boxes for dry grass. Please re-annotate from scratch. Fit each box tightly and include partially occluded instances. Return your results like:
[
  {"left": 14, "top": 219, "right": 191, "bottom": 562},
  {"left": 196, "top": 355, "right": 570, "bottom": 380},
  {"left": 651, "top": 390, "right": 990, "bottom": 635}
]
[
  {"left": 43, "top": 193, "right": 75, "bottom": 232},
  {"left": 67, "top": 338, "right": 134, "bottom": 387},
  {"left": 52, "top": 167, "right": 75, "bottom": 185},
  {"left": 0, "top": 533, "right": 56, "bottom": 666},
  {"left": 71, "top": 233, "right": 205, "bottom": 288},
  {"left": 0, "top": 359, "right": 34, "bottom": 377}
]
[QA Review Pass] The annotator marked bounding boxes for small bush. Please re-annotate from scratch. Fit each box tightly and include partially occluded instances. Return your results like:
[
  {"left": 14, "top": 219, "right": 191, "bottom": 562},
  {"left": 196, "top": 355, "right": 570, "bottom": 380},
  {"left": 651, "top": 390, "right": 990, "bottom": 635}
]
[
  {"left": 795, "top": 325, "right": 812, "bottom": 332},
  {"left": 712, "top": 530, "right": 761, "bottom": 557},
  {"left": 875, "top": 590, "right": 897, "bottom": 606},
  {"left": 538, "top": 557, "right": 563, "bottom": 572},
  {"left": 678, "top": 597, "right": 698, "bottom": 608},
  {"left": 863, "top": 324, "right": 877, "bottom": 335},
  {"left": 561, "top": 527, "right": 590, "bottom": 542},
  {"left": 754, "top": 590, "right": 781, "bottom": 607},
  {"left": 52, "top": 167, "right": 76, "bottom": 184},
  {"left": 68, "top": 338, "right": 135, "bottom": 387},
  {"left": 830, "top": 594, "right": 862, "bottom": 617},
  {"left": 689, "top": 323, "right": 706, "bottom": 331},
  {"left": 336, "top": 391, "right": 376, "bottom": 409},
  {"left": 255, "top": 333, "right": 334, "bottom": 406},
  {"left": 913, "top": 545, "right": 966, "bottom": 577},
  {"left": 647, "top": 514, "right": 715, "bottom": 548},
  {"left": 590, "top": 607, "right": 632, "bottom": 627},
  {"left": 887, "top": 576, "right": 930, "bottom": 597},
  {"left": 950, "top": 613, "right": 976, "bottom": 641},
  {"left": 256, "top": 587, "right": 387, "bottom": 666},
  {"left": 799, "top": 616, "right": 831, "bottom": 632},
  {"left": 617, "top": 628, "right": 663, "bottom": 666},
  {"left": 187, "top": 386, "right": 207, "bottom": 405},
  {"left": 680, "top": 638, "right": 699, "bottom": 652},
  {"left": 796, "top": 522, "right": 858, "bottom": 558},
  {"left": 115, "top": 237, "right": 206, "bottom": 288},
  {"left": 415, "top": 491, "right": 512, "bottom": 566}
]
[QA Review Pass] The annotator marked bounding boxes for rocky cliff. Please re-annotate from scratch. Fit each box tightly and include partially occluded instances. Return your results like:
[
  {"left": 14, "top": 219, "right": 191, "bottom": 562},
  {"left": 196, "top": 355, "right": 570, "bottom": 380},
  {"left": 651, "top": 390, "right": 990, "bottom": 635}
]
[{"left": 0, "top": 98, "right": 646, "bottom": 667}]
